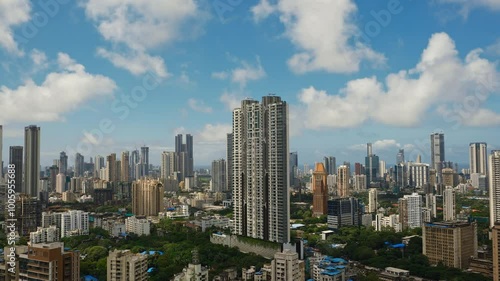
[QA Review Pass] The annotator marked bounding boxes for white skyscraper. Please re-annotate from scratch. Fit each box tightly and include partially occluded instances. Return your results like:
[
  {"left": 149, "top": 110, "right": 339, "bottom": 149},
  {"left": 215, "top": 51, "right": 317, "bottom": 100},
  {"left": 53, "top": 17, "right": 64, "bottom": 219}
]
[
  {"left": 404, "top": 193, "right": 422, "bottom": 229},
  {"left": 232, "top": 96, "right": 290, "bottom": 243},
  {"left": 430, "top": 132, "right": 445, "bottom": 182},
  {"left": 368, "top": 188, "right": 378, "bottom": 213},
  {"left": 56, "top": 173, "right": 66, "bottom": 193},
  {"left": 379, "top": 160, "right": 386, "bottom": 177},
  {"left": 60, "top": 210, "right": 89, "bottom": 238},
  {"left": 470, "top": 142, "right": 487, "bottom": 175},
  {"left": 443, "top": 187, "right": 456, "bottom": 221},
  {"left": 407, "top": 162, "right": 430, "bottom": 188},
  {"left": 24, "top": 125, "right": 41, "bottom": 197},
  {"left": 490, "top": 151, "right": 500, "bottom": 228}
]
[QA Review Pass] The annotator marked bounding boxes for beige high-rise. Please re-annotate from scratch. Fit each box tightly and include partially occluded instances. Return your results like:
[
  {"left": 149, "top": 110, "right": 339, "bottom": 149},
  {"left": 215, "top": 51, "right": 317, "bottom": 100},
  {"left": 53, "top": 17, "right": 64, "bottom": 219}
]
[
  {"left": 271, "top": 250, "right": 304, "bottom": 281},
  {"left": 423, "top": 221, "right": 477, "bottom": 269},
  {"left": 107, "top": 249, "right": 148, "bottom": 281},
  {"left": 312, "top": 163, "right": 328, "bottom": 216},
  {"left": 132, "top": 179, "right": 164, "bottom": 216},
  {"left": 336, "top": 165, "right": 350, "bottom": 198}
]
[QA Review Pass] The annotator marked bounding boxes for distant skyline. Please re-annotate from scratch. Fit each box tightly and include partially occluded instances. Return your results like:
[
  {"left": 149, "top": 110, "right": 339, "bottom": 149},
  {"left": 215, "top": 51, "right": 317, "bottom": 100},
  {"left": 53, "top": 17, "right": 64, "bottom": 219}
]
[{"left": 1, "top": 0, "right": 500, "bottom": 167}]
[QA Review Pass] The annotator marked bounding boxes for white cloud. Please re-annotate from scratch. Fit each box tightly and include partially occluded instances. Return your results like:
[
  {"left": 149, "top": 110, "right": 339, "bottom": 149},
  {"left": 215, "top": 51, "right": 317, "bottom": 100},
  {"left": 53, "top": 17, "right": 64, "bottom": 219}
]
[
  {"left": 486, "top": 39, "right": 500, "bottom": 57},
  {"left": 349, "top": 139, "right": 401, "bottom": 151},
  {"left": 213, "top": 56, "right": 266, "bottom": 87},
  {"left": 438, "top": 0, "right": 500, "bottom": 17},
  {"left": 251, "top": 0, "right": 386, "bottom": 74},
  {"left": 81, "top": 0, "right": 206, "bottom": 77},
  {"left": 251, "top": 0, "right": 276, "bottom": 22},
  {"left": 96, "top": 48, "right": 169, "bottom": 78},
  {"left": 198, "top": 124, "right": 232, "bottom": 143},
  {"left": 30, "top": 49, "right": 47, "bottom": 66},
  {"left": 219, "top": 91, "right": 243, "bottom": 111},
  {"left": 297, "top": 32, "right": 500, "bottom": 128},
  {"left": 188, "top": 98, "right": 213, "bottom": 113},
  {"left": 0, "top": 0, "right": 31, "bottom": 56},
  {"left": 211, "top": 71, "right": 229, "bottom": 80},
  {"left": 0, "top": 53, "right": 117, "bottom": 124}
]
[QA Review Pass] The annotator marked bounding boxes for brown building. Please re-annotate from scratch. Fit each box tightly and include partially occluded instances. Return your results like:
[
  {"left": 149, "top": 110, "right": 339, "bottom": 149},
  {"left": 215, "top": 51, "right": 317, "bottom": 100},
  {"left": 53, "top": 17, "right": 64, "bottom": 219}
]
[
  {"left": 442, "top": 168, "right": 456, "bottom": 187},
  {"left": 1, "top": 242, "right": 79, "bottom": 281},
  {"left": 423, "top": 221, "right": 477, "bottom": 269},
  {"left": 15, "top": 194, "right": 42, "bottom": 237},
  {"left": 312, "top": 163, "right": 328, "bottom": 216},
  {"left": 107, "top": 249, "right": 148, "bottom": 281},
  {"left": 132, "top": 179, "right": 164, "bottom": 216}
]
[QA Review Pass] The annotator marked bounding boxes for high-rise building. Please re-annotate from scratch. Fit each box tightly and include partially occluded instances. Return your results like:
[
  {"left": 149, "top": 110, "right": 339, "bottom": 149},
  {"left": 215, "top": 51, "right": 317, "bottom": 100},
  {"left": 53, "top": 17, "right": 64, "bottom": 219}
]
[
  {"left": 121, "top": 151, "right": 130, "bottom": 182},
  {"left": 379, "top": 160, "right": 387, "bottom": 178},
  {"left": 327, "top": 197, "right": 360, "bottom": 229},
  {"left": 323, "top": 156, "right": 336, "bottom": 175},
  {"left": 232, "top": 96, "right": 290, "bottom": 243},
  {"left": 140, "top": 146, "right": 149, "bottom": 177},
  {"left": 290, "top": 152, "right": 298, "bottom": 187},
  {"left": 107, "top": 249, "right": 148, "bottom": 281},
  {"left": 56, "top": 173, "right": 66, "bottom": 193},
  {"left": 59, "top": 151, "right": 68, "bottom": 175},
  {"left": 9, "top": 146, "right": 23, "bottom": 193},
  {"left": 399, "top": 193, "right": 422, "bottom": 229},
  {"left": 106, "top": 153, "right": 117, "bottom": 182},
  {"left": 312, "top": 163, "right": 328, "bottom": 216},
  {"left": 132, "top": 179, "right": 164, "bottom": 216},
  {"left": 172, "top": 250, "right": 209, "bottom": 281},
  {"left": 407, "top": 162, "right": 430, "bottom": 188},
  {"left": 161, "top": 151, "right": 175, "bottom": 179},
  {"left": 423, "top": 221, "right": 477, "bottom": 269},
  {"left": 61, "top": 210, "right": 89, "bottom": 238},
  {"left": 470, "top": 142, "right": 487, "bottom": 175},
  {"left": 227, "top": 133, "right": 234, "bottom": 192},
  {"left": 271, "top": 250, "right": 304, "bottom": 281},
  {"left": 443, "top": 187, "right": 456, "bottom": 221},
  {"left": 354, "top": 162, "right": 364, "bottom": 176},
  {"left": 7, "top": 242, "right": 81, "bottom": 281},
  {"left": 24, "top": 125, "right": 40, "bottom": 197},
  {"left": 0, "top": 125, "right": 2, "bottom": 179},
  {"left": 368, "top": 188, "right": 378, "bottom": 213},
  {"left": 211, "top": 159, "right": 227, "bottom": 193},
  {"left": 15, "top": 194, "right": 42, "bottom": 236},
  {"left": 430, "top": 132, "right": 445, "bottom": 182},
  {"left": 175, "top": 134, "right": 194, "bottom": 181},
  {"left": 354, "top": 174, "right": 366, "bottom": 191},
  {"left": 397, "top": 149, "right": 405, "bottom": 164},
  {"left": 94, "top": 155, "right": 104, "bottom": 178},
  {"left": 490, "top": 151, "right": 500, "bottom": 228},
  {"left": 365, "top": 143, "right": 380, "bottom": 185},
  {"left": 130, "top": 150, "right": 139, "bottom": 180},
  {"left": 492, "top": 223, "right": 500, "bottom": 281},
  {"left": 336, "top": 165, "right": 350, "bottom": 198},
  {"left": 74, "top": 153, "right": 84, "bottom": 177}
]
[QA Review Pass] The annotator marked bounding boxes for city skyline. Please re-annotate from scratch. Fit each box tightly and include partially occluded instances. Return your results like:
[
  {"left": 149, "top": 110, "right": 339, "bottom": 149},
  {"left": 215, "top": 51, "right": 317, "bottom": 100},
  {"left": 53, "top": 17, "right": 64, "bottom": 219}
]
[{"left": 0, "top": 1, "right": 499, "bottom": 167}]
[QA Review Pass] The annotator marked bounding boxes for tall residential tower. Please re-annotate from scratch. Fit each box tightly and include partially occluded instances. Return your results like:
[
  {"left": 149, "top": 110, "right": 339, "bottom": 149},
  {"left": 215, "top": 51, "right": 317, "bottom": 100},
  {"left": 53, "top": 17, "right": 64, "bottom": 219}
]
[{"left": 232, "top": 96, "right": 290, "bottom": 243}]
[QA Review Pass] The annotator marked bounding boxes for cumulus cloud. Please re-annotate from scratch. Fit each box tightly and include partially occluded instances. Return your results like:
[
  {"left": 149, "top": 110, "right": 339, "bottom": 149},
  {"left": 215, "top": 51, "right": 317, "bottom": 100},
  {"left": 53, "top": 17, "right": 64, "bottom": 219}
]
[
  {"left": 251, "top": 0, "right": 386, "bottom": 74},
  {"left": 198, "top": 124, "right": 232, "bottom": 144},
  {"left": 219, "top": 91, "right": 243, "bottom": 111},
  {"left": 0, "top": 0, "right": 31, "bottom": 56},
  {"left": 96, "top": 48, "right": 169, "bottom": 78},
  {"left": 213, "top": 56, "right": 266, "bottom": 87},
  {"left": 486, "top": 39, "right": 500, "bottom": 57},
  {"left": 81, "top": 0, "right": 207, "bottom": 77},
  {"left": 297, "top": 32, "right": 500, "bottom": 129},
  {"left": 188, "top": 98, "right": 213, "bottom": 113},
  {"left": 0, "top": 53, "right": 117, "bottom": 124},
  {"left": 251, "top": 0, "right": 276, "bottom": 22},
  {"left": 349, "top": 139, "right": 401, "bottom": 151}
]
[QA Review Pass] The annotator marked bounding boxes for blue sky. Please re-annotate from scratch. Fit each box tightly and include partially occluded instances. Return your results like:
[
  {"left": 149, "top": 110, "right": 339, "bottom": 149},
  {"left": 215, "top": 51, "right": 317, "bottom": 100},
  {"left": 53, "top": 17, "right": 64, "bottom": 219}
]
[{"left": 1, "top": 0, "right": 500, "bottom": 168}]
